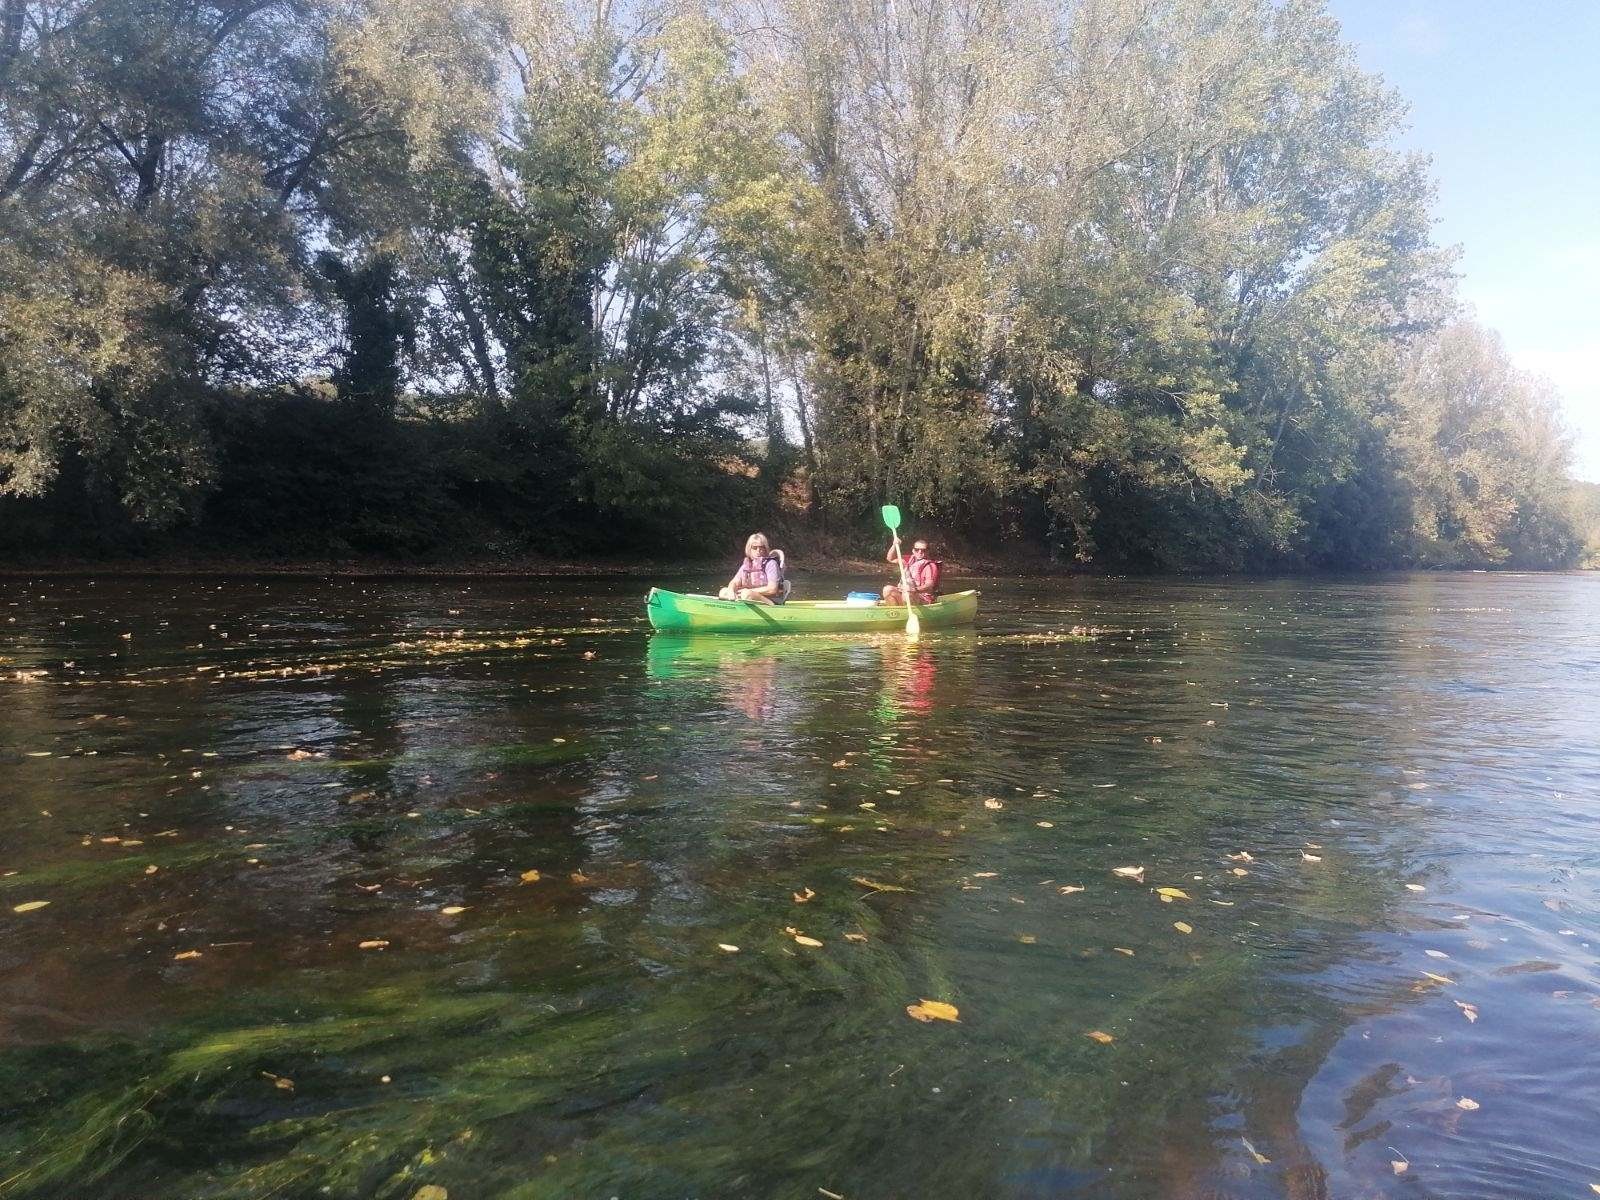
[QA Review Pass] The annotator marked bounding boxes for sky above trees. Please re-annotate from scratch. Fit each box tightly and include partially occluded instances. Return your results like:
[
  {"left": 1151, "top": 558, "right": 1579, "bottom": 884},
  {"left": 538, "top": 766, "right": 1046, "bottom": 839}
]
[{"left": 1330, "top": 0, "right": 1600, "bottom": 480}]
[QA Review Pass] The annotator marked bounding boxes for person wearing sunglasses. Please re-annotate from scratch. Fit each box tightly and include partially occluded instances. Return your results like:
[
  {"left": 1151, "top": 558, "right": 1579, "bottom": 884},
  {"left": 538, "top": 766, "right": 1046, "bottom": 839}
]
[{"left": 882, "top": 538, "right": 941, "bottom": 605}]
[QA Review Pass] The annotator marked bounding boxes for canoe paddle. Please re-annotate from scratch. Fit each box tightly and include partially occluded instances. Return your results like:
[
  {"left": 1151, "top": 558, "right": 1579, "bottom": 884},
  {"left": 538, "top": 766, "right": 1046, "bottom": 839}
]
[{"left": 880, "top": 504, "right": 921, "bottom": 639}]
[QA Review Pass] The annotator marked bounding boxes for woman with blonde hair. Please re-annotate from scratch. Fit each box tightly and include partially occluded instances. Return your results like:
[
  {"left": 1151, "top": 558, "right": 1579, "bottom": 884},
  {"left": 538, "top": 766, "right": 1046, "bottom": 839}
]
[{"left": 718, "top": 532, "right": 787, "bottom": 604}]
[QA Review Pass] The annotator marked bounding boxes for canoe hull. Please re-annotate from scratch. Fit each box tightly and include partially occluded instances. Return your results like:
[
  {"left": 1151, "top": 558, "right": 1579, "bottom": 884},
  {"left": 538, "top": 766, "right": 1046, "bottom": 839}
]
[{"left": 646, "top": 587, "right": 979, "bottom": 634}]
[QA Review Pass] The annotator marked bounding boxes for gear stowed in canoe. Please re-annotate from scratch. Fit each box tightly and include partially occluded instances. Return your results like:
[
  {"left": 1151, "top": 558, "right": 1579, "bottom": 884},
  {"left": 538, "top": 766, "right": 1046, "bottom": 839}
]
[{"left": 646, "top": 587, "right": 979, "bottom": 634}]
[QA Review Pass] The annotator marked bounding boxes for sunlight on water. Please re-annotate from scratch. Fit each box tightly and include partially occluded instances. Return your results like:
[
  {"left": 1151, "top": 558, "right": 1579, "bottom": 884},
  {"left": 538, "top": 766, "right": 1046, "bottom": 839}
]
[{"left": 1, "top": 573, "right": 1597, "bottom": 1198}]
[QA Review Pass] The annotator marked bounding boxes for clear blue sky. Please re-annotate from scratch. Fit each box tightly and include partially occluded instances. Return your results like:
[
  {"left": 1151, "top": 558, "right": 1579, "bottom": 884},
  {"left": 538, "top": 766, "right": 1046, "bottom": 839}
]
[{"left": 1327, "top": 0, "right": 1600, "bottom": 480}]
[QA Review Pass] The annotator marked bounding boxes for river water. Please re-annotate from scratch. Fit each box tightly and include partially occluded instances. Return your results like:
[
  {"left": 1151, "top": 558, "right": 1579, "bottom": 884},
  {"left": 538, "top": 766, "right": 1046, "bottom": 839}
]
[{"left": 1, "top": 572, "right": 1597, "bottom": 1199}]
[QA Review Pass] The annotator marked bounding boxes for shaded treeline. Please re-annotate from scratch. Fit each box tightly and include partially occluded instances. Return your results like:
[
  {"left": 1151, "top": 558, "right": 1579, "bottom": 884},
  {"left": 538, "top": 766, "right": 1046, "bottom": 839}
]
[{"left": 0, "top": 0, "right": 1591, "bottom": 567}]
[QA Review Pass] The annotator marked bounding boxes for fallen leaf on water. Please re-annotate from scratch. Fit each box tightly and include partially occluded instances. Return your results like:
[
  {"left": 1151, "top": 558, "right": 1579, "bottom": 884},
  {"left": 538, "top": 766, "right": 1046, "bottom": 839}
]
[
  {"left": 851, "top": 877, "right": 909, "bottom": 893},
  {"left": 1421, "top": 971, "right": 1453, "bottom": 985},
  {"left": 819, "top": 1190, "right": 845, "bottom": 1200},
  {"left": 1390, "top": 1154, "right": 1409, "bottom": 1175},
  {"left": 1112, "top": 866, "right": 1145, "bottom": 882},
  {"left": 1084, "top": 1030, "right": 1114, "bottom": 1044},
  {"left": 1455, "top": 1097, "right": 1479, "bottom": 1111},
  {"left": 412, "top": 1187, "right": 449, "bottom": 1200},
  {"left": 570, "top": 872, "right": 589, "bottom": 884},
  {"left": 1454, "top": 1000, "right": 1479, "bottom": 1023},
  {"left": 1173, "top": 921, "right": 1194, "bottom": 934},
  {"left": 793, "top": 887, "right": 816, "bottom": 904},
  {"left": 793, "top": 935, "right": 823, "bottom": 948},
  {"left": 1405, "top": 883, "right": 1426, "bottom": 892},
  {"left": 1301, "top": 852, "right": 1322, "bottom": 863},
  {"left": 1155, "top": 887, "right": 1191, "bottom": 901},
  {"left": 1036, "top": 821, "right": 1054, "bottom": 828},
  {"left": 1227, "top": 851, "right": 1255, "bottom": 863},
  {"left": 519, "top": 869, "right": 541, "bottom": 883},
  {"left": 1113, "top": 947, "right": 1134, "bottom": 956},
  {"left": 12, "top": 901, "right": 49, "bottom": 913},
  {"left": 844, "top": 932, "right": 868, "bottom": 943},
  {"left": 262, "top": 1072, "right": 294, "bottom": 1091},
  {"left": 144, "top": 865, "right": 159, "bottom": 875},
  {"left": 1240, "top": 1137, "right": 1270, "bottom": 1165},
  {"left": 831, "top": 759, "right": 850, "bottom": 767},
  {"left": 1058, "top": 885, "right": 1085, "bottom": 895},
  {"left": 1017, "top": 934, "right": 1037, "bottom": 944},
  {"left": 1231, "top": 868, "right": 1249, "bottom": 876},
  {"left": 717, "top": 943, "right": 740, "bottom": 953},
  {"left": 359, "top": 939, "right": 390, "bottom": 950},
  {"left": 440, "top": 906, "right": 467, "bottom": 915},
  {"left": 884, "top": 789, "right": 901, "bottom": 796},
  {"left": 905, "top": 999, "right": 959, "bottom": 1023},
  {"left": 983, "top": 798, "right": 1003, "bottom": 810},
  {"left": 1425, "top": 949, "right": 1449, "bottom": 959}
]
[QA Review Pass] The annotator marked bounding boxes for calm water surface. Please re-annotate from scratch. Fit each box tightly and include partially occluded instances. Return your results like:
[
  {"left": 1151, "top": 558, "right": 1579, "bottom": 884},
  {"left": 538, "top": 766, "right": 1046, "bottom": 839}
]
[{"left": 1, "top": 572, "right": 1597, "bottom": 1199}]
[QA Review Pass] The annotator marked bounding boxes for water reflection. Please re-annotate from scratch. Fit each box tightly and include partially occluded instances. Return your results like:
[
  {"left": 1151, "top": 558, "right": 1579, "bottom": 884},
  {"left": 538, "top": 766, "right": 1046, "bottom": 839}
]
[{"left": 0, "top": 574, "right": 1596, "bottom": 1198}]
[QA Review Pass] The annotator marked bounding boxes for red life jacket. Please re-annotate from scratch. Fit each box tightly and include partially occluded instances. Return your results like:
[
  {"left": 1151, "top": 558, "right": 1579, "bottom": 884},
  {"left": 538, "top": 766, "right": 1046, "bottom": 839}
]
[{"left": 906, "top": 555, "right": 941, "bottom": 598}]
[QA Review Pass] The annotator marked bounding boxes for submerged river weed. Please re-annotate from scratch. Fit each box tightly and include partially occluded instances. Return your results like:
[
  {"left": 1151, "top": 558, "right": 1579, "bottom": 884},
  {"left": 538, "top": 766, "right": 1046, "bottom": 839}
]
[{"left": 1, "top": 574, "right": 1597, "bottom": 1198}]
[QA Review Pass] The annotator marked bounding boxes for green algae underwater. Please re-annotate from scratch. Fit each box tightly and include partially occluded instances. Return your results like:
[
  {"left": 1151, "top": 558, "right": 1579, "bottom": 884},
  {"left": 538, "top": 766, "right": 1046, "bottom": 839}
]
[{"left": 2, "top": 574, "right": 1599, "bottom": 1199}]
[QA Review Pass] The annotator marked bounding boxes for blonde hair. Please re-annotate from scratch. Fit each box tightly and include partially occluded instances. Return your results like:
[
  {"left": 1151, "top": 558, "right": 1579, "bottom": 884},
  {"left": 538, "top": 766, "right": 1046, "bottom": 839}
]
[{"left": 745, "top": 532, "right": 770, "bottom": 552}]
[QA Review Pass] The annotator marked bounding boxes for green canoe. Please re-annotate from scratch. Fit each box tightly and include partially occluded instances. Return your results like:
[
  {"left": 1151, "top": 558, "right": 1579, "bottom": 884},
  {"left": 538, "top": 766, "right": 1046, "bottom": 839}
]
[{"left": 646, "top": 587, "right": 980, "bottom": 634}]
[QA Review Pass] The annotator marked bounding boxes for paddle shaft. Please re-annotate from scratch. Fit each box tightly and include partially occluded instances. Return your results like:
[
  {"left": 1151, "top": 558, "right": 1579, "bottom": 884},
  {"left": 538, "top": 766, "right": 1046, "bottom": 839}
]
[{"left": 890, "top": 532, "right": 922, "bottom": 636}]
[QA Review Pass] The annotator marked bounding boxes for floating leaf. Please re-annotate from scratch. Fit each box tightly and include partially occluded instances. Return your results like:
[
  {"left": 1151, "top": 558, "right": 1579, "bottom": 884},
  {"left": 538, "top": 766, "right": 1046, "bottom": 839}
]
[
  {"left": 1455, "top": 1096, "right": 1479, "bottom": 1111},
  {"left": 983, "top": 798, "right": 1003, "bottom": 810},
  {"left": 717, "top": 943, "right": 740, "bottom": 953},
  {"left": 1300, "top": 852, "right": 1322, "bottom": 863},
  {"left": 1425, "top": 949, "right": 1449, "bottom": 959},
  {"left": 1391, "top": 1157, "right": 1409, "bottom": 1175},
  {"left": 906, "top": 999, "right": 960, "bottom": 1023},
  {"left": 1036, "top": 821, "right": 1054, "bottom": 828},
  {"left": 1017, "top": 934, "right": 1037, "bottom": 945},
  {"left": 1421, "top": 971, "right": 1453, "bottom": 985},
  {"left": 792, "top": 887, "right": 816, "bottom": 904},
  {"left": 1173, "top": 921, "right": 1193, "bottom": 934},
  {"left": 1113, "top": 947, "right": 1134, "bottom": 956},
  {"left": 11, "top": 901, "right": 49, "bottom": 913},
  {"left": 440, "top": 906, "right": 467, "bottom": 915},
  {"left": 1058, "top": 885, "right": 1085, "bottom": 895},
  {"left": 844, "top": 932, "right": 868, "bottom": 943},
  {"left": 358, "top": 939, "right": 390, "bottom": 950},
  {"left": 793, "top": 935, "right": 823, "bottom": 948},
  {"left": 412, "top": 1187, "right": 449, "bottom": 1200},
  {"left": 1231, "top": 868, "right": 1249, "bottom": 876},
  {"left": 1454, "top": 1000, "right": 1479, "bottom": 1023},
  {"left": 851, "top": 877, "right": 909, "bottom": 893},
  {"left": 1240, "top": 1137, "right": 1270, "bottom": 1165},
  {"left": 1084, "top": 1030, "right": 1114, "bottom": 1044},
  {"left": 173, "top": 950, "right": 203, "bottom": 961},
  {"left": 519, "top": 869, "right": 541, "bottom": 883},
  {"left": 1404, "top": 883, "right": 1426, "bottom": 892},
  {"left": 1112, "top": 866, "right": 1145, "bottom": 882},
  {"left": 1227, "top": 851, "right": 1255, "bottom": 863},
  {"left": 1155, "top": 887, "right": 1191, "bottom": 901}
]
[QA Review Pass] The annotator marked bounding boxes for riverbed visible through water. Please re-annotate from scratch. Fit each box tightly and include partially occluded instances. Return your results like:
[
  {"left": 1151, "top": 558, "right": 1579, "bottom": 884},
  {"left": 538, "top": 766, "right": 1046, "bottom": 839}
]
[{"left": 1, "top": 572, "right": 1597, "bottom": 1199}]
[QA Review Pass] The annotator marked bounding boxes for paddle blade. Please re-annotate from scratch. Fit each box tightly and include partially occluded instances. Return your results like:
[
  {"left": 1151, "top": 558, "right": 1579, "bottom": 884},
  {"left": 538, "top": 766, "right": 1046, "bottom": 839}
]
[
  {"left": 906, "top": 608, "right": 921, "bottom": 640},
  {"left": 880, "top": 504, "right": 902, "bottom": 531}
]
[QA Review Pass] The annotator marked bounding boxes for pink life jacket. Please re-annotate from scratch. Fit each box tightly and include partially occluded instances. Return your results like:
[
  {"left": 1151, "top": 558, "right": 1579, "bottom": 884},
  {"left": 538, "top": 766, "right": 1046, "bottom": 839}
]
[
  {"left": 735, "top": 553, "right": 783, "bottom": 591},
  {"left": 906, "top": 555, "right": 941, "bottom": 598}
]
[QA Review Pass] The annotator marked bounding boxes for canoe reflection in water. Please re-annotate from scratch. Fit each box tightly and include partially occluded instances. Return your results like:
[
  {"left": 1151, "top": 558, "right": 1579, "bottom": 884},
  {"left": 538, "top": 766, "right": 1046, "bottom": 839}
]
[{"left": 645, "top": 632, "right": 973, "bottom": 726}]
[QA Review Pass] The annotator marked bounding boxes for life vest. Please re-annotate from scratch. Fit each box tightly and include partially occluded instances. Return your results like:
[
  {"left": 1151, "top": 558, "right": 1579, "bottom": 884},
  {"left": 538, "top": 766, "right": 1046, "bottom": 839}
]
[
  {"left": 906, "top": 555, "right": 941, "bottom": 598},
  {"left": 735, "top": 551, "right": 785, "bottom": 592}
]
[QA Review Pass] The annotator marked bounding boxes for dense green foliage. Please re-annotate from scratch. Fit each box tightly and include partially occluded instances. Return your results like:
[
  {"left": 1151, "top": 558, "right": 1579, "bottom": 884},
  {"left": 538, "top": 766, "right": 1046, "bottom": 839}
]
[{"left": 0, "top": 0, "right": 1590, "bottom": 567}]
